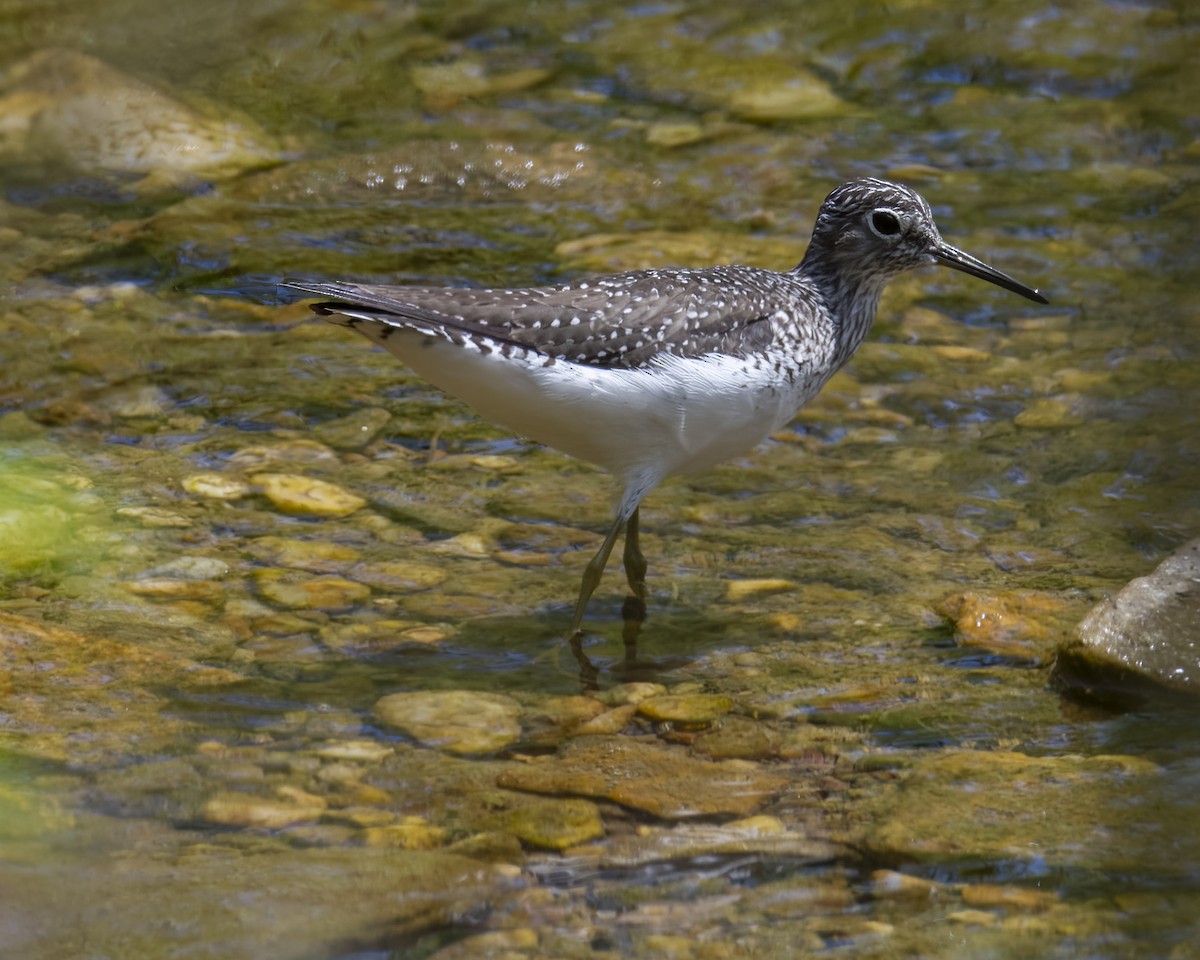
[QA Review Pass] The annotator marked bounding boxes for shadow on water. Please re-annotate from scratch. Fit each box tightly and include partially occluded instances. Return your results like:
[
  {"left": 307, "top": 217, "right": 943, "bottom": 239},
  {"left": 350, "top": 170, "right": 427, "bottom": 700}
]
[
  {"left": 370, "top": 602, "right": 739, "bottom": 694},
  {"left": 164, "top": 601, "right": 749, "bottom": 737}
]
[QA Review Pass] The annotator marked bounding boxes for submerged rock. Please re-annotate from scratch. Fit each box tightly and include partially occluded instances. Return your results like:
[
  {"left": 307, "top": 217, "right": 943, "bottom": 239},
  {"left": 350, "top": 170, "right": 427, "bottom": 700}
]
[
  {"left": 936, "top": 590, "right": 1071, "bottom": 661},
  {"left": 727, "top": 74, "right": 847, "bottom": 122},
  {"left": 590, "top": 15, "right": 849, "bottom": 123},
  {"left": 201, "top": 787, "right": 326, "bottom": 829},
  {"left": 637, "top": 693, "right": 734, "bottom": 726},
  {"left": 253, "top": 569, "right": 370, "bottom": 610},
  {"left": 411, "top": 58, "right": 553, "bottom": 108},
  {"left": 1054, "top": 538, "right": 1200, "bottom": 706},
  {"left": 569, "top": 704, "right": 639, "bottom": 737},
  {"left": 867, "top": 870, "right": 951, "bottom": 902},
  {"left": 252, "top": 473, "right": 366, "bottom": 518},
  {"left": 0, "top": 612, "right": 238, "bottom": 764},
  {"left": 486, "top": 796, "right": 605, "bottom": 851},
  {"left": 178, "top": 475, "right": 249, "bottom": 501},
  {"left": 375, "top": 690, "right": 523, "bottom": 755},
  {"left": 496, "top": 736, "right": 787, "bottom": 818},
  {"left": 723, "top": 579, "right": 797, "bottom": 603},
  {"left": 960, "top": 883, "right": 1060, "bottom": 912},
  {"left": 246, "top": 537, "right": 361, "bottom": 573},
  {"left": 362, "top": 820, "right": 448, "bottom": 850},
  {"left": 2, "top": 843, "right": 513, "bottom": 960},
  {"left": 311, "top": 407, "right": 392, "bottom": 450},
  {"left": 584, "top": 815, "right": 838, "bottom": 869},
  {"left": 0, "top": 48, "right": 279, "bottom": 192},
  {"left": 123, "top": 577, "right": 224, "bottom": 602},
  {"left": 862, "top": 749, "right": 1160, "bottom": 869},
  {"left": 314, "top": 740, "right": 394, "bottom": 763},
  {"left": 141, "top": 556, "right": 231, "bottom": 581},
  {"left": 520, "top": 696, "right": 608, "bottom": 745},
  {"left": 320, "top": 619, "right": 451, "bottom": 656},
  {"left": 594, "top": 682, "right": 667, "bottom": 707},
  {"left": 351, "top": 560, "right": 447, "bottom": 592},
  {"left": 691, "top": 714, "right": 781, "bottom": 760}
]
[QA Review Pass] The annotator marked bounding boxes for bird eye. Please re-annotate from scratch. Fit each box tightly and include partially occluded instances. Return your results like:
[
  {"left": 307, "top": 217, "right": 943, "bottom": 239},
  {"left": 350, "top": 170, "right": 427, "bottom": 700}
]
[{"left": 870, "top": 210, "right": 902, "bottom": 237}]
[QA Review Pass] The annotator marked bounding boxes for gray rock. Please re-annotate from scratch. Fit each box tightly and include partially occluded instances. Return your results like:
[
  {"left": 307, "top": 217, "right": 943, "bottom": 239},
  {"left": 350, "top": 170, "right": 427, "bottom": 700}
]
[{"left": 1055, "top": 538, "right": 1200, "bottom": 706}]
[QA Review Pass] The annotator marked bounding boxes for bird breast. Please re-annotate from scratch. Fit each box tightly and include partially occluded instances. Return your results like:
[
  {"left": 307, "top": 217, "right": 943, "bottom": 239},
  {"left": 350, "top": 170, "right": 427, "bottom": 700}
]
[{"left": 358, "top": 325, "right": 824, "bottom": 483}]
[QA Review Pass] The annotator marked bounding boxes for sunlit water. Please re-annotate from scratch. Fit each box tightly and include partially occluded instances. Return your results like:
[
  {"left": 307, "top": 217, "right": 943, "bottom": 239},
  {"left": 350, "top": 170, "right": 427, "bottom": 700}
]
[{"left": 1, "top": 1, "right": 1198, "bottom": 957}]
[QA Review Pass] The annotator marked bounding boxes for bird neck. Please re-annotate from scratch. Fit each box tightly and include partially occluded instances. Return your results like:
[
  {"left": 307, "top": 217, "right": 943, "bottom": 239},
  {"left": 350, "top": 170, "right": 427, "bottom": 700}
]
[{"left": 795, "top": 245, "right": 888, "bottom": 371}]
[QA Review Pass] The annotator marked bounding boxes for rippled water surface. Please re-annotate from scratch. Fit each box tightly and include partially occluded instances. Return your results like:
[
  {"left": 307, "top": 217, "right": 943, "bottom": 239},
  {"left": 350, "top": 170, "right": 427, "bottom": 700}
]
[{"left": 1, "top": 1, "right": 1198, "bottom": 958}]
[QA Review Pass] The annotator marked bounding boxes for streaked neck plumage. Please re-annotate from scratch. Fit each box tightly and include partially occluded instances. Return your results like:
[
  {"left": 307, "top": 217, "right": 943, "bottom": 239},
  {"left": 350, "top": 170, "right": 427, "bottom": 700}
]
[{"left": 794, "top": 238, "right": 891, "bottom": 374}]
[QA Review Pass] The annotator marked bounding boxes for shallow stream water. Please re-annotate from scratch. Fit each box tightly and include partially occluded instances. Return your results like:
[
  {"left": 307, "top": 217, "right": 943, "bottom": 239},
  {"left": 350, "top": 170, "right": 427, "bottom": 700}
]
[{"left": 1, "top": 2, "right": 1199, "bottom": 958}]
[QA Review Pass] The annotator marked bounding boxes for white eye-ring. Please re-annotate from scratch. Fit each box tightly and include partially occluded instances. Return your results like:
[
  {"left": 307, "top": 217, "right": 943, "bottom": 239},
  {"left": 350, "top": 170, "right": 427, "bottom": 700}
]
[{"left": 869, "top": 208, "right": 903, "bottom": 238}]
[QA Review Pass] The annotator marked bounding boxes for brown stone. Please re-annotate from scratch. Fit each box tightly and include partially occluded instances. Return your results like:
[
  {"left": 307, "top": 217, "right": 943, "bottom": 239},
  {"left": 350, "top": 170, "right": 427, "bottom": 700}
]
[
  {"left": 935, "top": 590, "right": 1070, "bottom": 659},
  {"left": 496, "top": 736, "right": 787, "bottom": 818},
  {"left": 961, "top": 883, "right": 1060, "bottom": 912}
]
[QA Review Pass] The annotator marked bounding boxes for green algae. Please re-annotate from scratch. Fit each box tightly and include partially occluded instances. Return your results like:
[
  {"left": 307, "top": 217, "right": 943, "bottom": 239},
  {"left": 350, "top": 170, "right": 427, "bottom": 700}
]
[{"left": 0, "top": 453, "right": 118, "bottom": 580}]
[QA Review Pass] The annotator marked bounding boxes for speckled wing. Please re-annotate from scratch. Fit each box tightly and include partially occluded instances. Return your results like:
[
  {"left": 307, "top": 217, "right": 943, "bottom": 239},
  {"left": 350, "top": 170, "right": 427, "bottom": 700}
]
[{"left": 282, "top": 267, "right": 796, "bottom": 368}]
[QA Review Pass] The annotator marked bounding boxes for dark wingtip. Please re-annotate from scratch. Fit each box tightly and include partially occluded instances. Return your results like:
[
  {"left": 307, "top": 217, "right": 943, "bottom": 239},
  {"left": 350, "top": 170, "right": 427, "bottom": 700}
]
[
  {"left": 279, "top": 277, "right": 317, "bottom": 295},
  {"left": 277, "top": 279, "right": 349, "bottom": 315}
]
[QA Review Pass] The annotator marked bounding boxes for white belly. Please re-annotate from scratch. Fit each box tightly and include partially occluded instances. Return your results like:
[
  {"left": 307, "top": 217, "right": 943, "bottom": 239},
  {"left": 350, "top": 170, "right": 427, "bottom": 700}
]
[{"left": 370, "top": 330, "right": 825, "bottom": 489}]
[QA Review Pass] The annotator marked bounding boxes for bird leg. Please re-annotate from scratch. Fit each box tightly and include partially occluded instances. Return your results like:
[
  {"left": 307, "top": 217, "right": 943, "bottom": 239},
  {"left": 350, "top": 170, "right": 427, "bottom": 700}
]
[
  {"left": 620, "top": 506, "right": 648, "bottom": 652},
  {"left": 622, "top": 506, "right": 647, "bottom": 601},
  {"left": 569, "top": 631, "right": 600, "bottom": 692},
  {"left": 566, "top": 512, "right": 626, "bottom": 638}
]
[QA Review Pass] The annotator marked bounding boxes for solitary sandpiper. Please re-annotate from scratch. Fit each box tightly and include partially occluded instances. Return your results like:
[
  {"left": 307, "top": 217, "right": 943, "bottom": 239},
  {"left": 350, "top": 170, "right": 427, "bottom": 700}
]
[{"left": 285, "top": 178, "right": 1047, "bottom": 637}]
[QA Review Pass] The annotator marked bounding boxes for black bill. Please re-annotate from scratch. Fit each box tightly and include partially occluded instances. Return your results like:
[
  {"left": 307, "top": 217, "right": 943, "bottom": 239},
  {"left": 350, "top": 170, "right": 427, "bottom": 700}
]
[{"left": 933, "top": 242, "right": 1048, "bottom": 304}]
